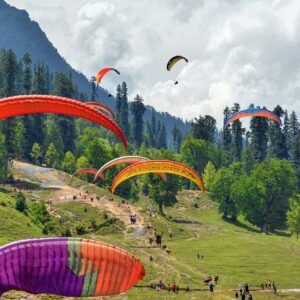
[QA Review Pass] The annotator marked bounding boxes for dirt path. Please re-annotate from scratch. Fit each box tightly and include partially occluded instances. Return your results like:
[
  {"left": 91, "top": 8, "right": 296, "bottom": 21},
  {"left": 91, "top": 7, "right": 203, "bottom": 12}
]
[{"left": 13, "top": 160, "right": 147, "bottom": 236}]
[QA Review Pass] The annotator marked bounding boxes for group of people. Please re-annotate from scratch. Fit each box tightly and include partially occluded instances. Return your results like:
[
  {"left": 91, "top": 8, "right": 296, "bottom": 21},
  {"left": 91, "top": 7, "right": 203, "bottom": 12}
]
[
  {"left": 152, "top": 281, "right": 179, "bottom": 293},
  {"left": 235, "top": 288, "right": 253, "bottom": 300},
  {"left": 261, "top": 279, "right": 277, "bottom": 293}
]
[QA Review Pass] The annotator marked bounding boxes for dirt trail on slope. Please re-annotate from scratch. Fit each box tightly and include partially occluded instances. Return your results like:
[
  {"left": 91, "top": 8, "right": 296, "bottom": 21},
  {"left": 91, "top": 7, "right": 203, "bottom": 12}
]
[{"left": 13, "top": 160, "right": 146, "bottom": 235}]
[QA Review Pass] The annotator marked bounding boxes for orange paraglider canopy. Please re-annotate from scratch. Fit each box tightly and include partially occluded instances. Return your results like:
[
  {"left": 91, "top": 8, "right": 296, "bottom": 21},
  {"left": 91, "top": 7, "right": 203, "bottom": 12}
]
[
  {"left": 71, "top": 168, "right": 105, "bottom": 183},
  {"left": 0, "top": 95, "right": 127, "bottom": 148},
  {"left": 111, "top": 160, "right": 205, "bottom": 193},
  {"left": 96, "top": 68, "right": 120, "bottom": 84}
]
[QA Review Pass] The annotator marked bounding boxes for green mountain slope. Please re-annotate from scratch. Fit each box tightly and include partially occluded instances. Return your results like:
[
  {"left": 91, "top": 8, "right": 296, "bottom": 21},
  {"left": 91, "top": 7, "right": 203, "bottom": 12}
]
[
  {"left": 0, "top": 163, "right": 299, "bottom": 299},
  {"left": 0, "top": 190, "right": 42, "bottom": 244}
]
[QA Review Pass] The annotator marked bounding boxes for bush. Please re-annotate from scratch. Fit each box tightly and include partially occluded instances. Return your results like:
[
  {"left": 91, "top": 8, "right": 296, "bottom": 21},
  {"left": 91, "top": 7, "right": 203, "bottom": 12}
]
[
  {"left": 61, "top": 229, "right": 72, "bottom": 237},
  {"left": 103, "top": 212, "right": 109, "bottom": 220},
  {"left": 75, "top": 224, "right": 86, "bottom": 235},
  {"left": 15, "top": 192, "right": 27, "bottom": 212}
]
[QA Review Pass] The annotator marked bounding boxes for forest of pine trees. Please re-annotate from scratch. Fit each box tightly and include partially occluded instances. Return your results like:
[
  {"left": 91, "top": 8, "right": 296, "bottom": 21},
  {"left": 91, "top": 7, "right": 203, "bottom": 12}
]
[{"left": 1, "top": 48, "right": 300, "bottom": 235}]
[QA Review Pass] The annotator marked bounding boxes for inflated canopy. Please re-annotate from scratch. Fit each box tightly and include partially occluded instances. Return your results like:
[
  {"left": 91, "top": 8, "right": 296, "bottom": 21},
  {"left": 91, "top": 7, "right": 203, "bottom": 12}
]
[
  {"left": 96, "top": 68, "right": 120, "bottom": 84},
  {"left": 111, "top": 160, "right": 205, "bottom": 193},
  {"left": 0, "top": 238, "right": 145, "bottom": 297},
  {"left": 0, "top": 95, "right": 127, "bottom": 148},
  {"left": 71, "top": 168, "right": 104, "bottom": 182},
  {"left": 85, "top": 102, "right": 115, "bottom": 119},
  {"left": 93, "top": 156, "right": 167, "bottom": 182},
  {"left": 166, "top": 55, "right": 188, "bottom": 71},
  {"left": 224, "top": 108, "right": 282, "bottom": 127}
]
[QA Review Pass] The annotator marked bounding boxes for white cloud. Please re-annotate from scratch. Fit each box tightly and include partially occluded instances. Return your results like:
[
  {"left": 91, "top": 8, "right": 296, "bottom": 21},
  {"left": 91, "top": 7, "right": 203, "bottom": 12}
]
[{"left": 5, "top": 0, "right": 300, "bottom": 126}]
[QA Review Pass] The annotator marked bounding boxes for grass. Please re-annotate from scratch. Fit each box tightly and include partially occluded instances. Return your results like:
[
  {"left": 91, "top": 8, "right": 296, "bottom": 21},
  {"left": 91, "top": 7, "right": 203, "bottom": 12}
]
[
  {"left": 0, "top": 191, "right": 42, "bottom": 244},
  {"left": 0, "top": 168, "right": 299, "bottom": 299}
]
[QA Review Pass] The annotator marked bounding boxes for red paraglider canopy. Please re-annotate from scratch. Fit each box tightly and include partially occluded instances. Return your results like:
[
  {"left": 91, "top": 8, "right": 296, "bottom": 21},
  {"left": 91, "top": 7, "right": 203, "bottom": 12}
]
[
  {"left": 96, "top": 68, "right": 120, "bottom": 84},
  {"left": 0, "top": 95, "right": 127, "bottom": 148}
]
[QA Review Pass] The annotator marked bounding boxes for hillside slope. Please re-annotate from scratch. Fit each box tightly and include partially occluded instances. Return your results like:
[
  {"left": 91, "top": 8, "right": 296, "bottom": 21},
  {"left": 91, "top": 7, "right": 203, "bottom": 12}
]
[{"left": 0, "top": 161, "right": 298, "bottom": 299}]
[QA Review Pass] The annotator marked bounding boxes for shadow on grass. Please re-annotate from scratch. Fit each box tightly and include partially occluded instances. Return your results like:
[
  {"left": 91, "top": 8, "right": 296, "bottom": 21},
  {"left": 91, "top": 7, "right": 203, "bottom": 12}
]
[
  {"left": 225, "top": 219, "right": 291, "bottom": 237},
  {"left": 172, "top": 218, "right": 201, "bottom": 225},
  {"left": 11, "top": 179, "right": 41, "bottom": 190},
  {"left": 224, "top": 218, "right": 261, "bottom": 234},
  {"left": 270, "top": 229, "right": 290, "bottom": 237}
]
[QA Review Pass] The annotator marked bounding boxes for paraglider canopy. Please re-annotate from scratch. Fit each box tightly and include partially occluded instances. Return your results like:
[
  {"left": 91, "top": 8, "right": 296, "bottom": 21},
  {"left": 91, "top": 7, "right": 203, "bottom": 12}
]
[
  {"left": 96, "top": 67, "right": 120, "bottom": 84},
  {"left": 166, "top": 55, "right": 188, "bottom": 71},
  {"left": 0, "top": 237, "right": 145, "bottom": 297},
  {"left": 224, "top": 108, "right": 282, "bottom": 127},
  {"left": 0, "top": 95, "right": 127, "bottom": 148},
  {"left": 111, "top": 160, "right": 205, "bottom": 193},
  {"left": 71, "top": 168, "right": 105, "bottom": 183},
  {"left": 93, "top": 156, "right": 167, "bottom": 182}
]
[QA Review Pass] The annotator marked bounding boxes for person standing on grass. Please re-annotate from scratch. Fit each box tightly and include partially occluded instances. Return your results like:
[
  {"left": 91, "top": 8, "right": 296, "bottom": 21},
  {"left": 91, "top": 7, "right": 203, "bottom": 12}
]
[
  {"left": 172, "top": 282, "right": 177, "bottom": 293},
  {"left": 241, "top": 292, "right": 246, "bottom": 300},
  {"left": 235, "top": 290, "right": 239, "bottom": 299},
  {"left": 245, "top": 283, "right": 249, "bottom": 294},
  {"left": 209, "top": 282, "right": 214, "bottom": 295},
  {"left": 248, "top": 293, "right": 253, "bottom": 300}
]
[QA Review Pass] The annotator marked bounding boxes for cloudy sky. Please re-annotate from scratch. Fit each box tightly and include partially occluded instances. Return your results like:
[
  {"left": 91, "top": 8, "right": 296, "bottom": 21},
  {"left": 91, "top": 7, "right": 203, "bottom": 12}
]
[{"left": 6, "top": 0, "right": 300, "bottom": 125}]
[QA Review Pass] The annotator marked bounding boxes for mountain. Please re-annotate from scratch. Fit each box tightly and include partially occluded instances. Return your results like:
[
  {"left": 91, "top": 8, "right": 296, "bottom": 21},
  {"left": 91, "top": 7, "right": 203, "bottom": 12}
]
[{"left": 0, "top": 0, "right": 191, "bottom": 144}]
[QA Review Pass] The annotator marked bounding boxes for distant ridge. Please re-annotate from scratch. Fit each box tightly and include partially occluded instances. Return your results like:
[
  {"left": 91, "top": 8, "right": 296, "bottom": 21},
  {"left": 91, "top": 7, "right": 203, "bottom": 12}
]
[{"left": 0, "top": 0, "right": 191, "bottom": 144}]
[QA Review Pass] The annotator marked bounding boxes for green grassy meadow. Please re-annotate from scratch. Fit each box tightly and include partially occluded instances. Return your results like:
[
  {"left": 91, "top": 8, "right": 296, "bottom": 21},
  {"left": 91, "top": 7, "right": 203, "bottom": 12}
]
[{"left": 0, "top": 172, "right": 299, "bottom": 299}]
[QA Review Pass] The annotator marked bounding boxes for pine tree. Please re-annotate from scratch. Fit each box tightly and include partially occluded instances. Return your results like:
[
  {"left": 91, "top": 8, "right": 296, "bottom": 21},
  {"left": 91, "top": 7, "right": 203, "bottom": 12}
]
[
  {"left": 146, "top": 121, "right": 155, "bottom": 148},
  {"left": 1, "top": 50, "right": 19, "bottom": 177},
  {"left": 43, "top": 118, "right": 64, "bottom": 161},
  {"left": 191, "top": 115, "right": 216, "bottom": 143},
  {"left": 29, "top": 62, "right": 48, "bottom": 151},
  {"left": 62, "top": 151, "right": 76, "bottom": 174},
  {"left": 283, "top": 110, "right": 290, "bottom": 157},
  {"left": 292, "top": 130, "right": 300, "bottom": 188},
  {"left": 115, "top": 84, "right": 122, "bottom": 125},
  {"left": 22, "top": 53, "right": 32, "bottom": 94},
  {"left": 171, "top": 125, "right": 182, "bottom": 153},
  {"left": 52, "top": 73, "right": 76, "bottom": 153},
  {"left": 241, "top": 131, "right": 254, "bottom": 173},
  {"left": 250, "top": 105, "right": 268, "bottom": 163},
  {"left": 31, "top": 143, "right": 43, "bottom": 165},
  {"left": 222, "top": 106, "right": 232, "bottom": 164},
  {"left": 268, "top": 105, "right": 288, "bottom": 159},
  {"left": 22, "top": 53, "right": 35, "bottom": 160},
  {"left": 90, "top": 76, "right": 98, "bottom": 101},
  {"left": 120, "top": 82, "right": 130, "bottom": 138},
  {"left": 203, "top": 161, "right": 217, "bottom": 191},
  {"left": 130, "top": 94, "right": 146, "bottom": 147},
  {"left": 230, "top": 103, "right": 244, "bottom": 161},
  {"left": 289, "top": 111, "right": 299, "bottom": 157},
  {"left": 45, "top": 143, "right": 59, "bottom": 168},
  {"left": 157, "top": 123, "right": 167, "bottom": 149}
]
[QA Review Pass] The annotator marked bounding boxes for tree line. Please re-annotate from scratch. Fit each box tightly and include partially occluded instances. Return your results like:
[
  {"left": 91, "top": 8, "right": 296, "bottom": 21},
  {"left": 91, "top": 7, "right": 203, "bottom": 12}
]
[{"left": 0, "top": 49, "right": 299, "bottom": 237}]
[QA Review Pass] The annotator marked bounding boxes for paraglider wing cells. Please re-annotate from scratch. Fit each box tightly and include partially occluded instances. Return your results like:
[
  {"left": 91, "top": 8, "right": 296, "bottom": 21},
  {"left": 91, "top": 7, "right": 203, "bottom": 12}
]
[
  {"left": 111, "top": 160, "right": 205, "bottom": 193},
  {"left": 0, "top": 238, "right": 145, "bottom": 297}
]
